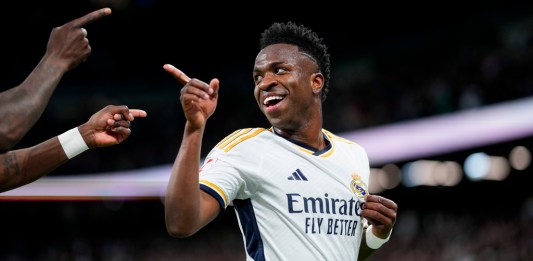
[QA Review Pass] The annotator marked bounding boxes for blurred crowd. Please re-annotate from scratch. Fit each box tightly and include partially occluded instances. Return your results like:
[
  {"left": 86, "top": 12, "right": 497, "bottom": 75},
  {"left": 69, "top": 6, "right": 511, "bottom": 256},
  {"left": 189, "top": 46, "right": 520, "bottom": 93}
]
[
  {"left": 14, "top": 8, "right": 531, "bottom": 177},
  {"left": 2, "top": 5, "right": 533, "bottom": 261},
  {"left": 324, "top": 14, "right": 533, "bottom": 133},
  {"left": 1, "top": 195, "right": 532, "bottom": 260},
  {"left": 371, "top": 197, "right": 533, "bottom": 261}
]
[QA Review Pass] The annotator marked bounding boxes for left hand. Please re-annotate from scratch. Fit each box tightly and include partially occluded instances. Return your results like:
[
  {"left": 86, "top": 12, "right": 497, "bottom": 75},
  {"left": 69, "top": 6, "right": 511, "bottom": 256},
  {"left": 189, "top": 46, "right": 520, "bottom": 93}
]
[
  {"left": 80, "top": 105, "right": 147, "bottom": 147},
  {"left": 362, "top": 194, "right": 398, "bottom": 238}
]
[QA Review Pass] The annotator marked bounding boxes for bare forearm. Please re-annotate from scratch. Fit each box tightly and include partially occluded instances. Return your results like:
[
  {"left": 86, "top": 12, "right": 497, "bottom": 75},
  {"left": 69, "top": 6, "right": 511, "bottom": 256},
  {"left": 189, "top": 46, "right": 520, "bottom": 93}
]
[
  {"left": 0, "top": 137, "right": 68, "bottom": 193},
  {"left": 0, "top": 58, "right": 65, "bottom": 151},
  {"left": 165, "top": 123, "right": 205, "bottom": 237}
]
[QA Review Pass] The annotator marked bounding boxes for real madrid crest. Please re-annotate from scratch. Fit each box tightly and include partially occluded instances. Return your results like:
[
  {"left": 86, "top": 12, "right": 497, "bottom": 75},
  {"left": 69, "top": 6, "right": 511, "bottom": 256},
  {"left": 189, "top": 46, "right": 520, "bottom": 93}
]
[{"left": 350, "top": 173, "right": 368, "bottom": 201}]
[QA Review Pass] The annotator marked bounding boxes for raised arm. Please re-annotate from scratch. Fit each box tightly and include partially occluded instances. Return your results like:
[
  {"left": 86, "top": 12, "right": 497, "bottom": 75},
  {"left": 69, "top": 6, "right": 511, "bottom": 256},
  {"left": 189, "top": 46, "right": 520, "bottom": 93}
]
[
  {"left": 0, "top": 105, "right": 146, "bottom": 193},
  {"left": 163, "top": 64, "right": 221, "bottom": 237},
  {"left": 0, "top": 8, "right": 112, "bottom": 151}
]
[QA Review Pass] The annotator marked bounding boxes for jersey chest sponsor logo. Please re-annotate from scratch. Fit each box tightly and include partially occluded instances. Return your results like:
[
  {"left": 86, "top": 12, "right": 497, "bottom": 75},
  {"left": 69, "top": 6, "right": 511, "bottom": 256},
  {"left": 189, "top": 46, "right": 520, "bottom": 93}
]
[
  {"left": 286, "top": 192, "right": 363, "bottom": 236},
  {"left": 284, "top": 170, "right": 367, "bottom": 236},
  {"left": 286, "top": 193, "right": 363, "bottom": 216},
  {"left": 284, "top": 170, "right": 368, "bottom": 213}
]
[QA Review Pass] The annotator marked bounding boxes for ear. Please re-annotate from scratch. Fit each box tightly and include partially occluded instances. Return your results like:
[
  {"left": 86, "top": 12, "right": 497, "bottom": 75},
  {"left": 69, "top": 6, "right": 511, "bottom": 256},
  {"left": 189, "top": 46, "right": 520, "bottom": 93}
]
[{"left": 311, "top": 72, "right": 324, "bottom": 94}]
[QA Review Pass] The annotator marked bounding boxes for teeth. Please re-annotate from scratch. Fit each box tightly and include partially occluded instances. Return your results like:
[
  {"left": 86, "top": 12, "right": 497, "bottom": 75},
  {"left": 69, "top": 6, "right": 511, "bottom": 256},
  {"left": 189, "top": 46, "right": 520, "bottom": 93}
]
[{"left": 264, "top": 96, "right": 283, "bottom": 105}]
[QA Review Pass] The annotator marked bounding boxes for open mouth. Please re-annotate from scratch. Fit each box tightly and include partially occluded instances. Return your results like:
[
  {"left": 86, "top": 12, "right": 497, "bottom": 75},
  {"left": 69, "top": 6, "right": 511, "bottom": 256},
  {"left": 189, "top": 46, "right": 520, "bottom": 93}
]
[{"left": 264, "top": 96, "right": 284, "bottom": 108}]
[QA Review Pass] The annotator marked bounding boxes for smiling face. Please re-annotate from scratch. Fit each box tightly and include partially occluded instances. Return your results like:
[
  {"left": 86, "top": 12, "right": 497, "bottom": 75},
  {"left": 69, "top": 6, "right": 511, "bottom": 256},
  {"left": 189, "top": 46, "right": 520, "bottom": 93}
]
[{"left": 253, "top": 43, "right": 324, "bottom": 133}]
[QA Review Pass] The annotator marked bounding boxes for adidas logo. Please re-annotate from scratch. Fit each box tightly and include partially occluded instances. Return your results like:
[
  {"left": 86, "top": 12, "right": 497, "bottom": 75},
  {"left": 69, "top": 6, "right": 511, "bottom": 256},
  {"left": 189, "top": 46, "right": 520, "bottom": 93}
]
[{"left": 288, "top": 169, "right": 308, "bottom": 181}]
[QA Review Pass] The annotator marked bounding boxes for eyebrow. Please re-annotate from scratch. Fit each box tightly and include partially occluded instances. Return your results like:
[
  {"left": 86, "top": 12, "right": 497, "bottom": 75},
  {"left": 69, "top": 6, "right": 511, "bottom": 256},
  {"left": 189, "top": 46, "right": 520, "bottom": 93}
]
[{"left": 253, "top": 61, "right": 287, "bottom": 73}]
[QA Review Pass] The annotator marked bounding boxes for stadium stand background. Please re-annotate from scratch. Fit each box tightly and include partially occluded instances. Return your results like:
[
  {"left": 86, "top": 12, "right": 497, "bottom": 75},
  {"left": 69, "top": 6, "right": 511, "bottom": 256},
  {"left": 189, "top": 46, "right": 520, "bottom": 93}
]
[{"left": 1, "top": 1, "right": 532, "bottom": 260}]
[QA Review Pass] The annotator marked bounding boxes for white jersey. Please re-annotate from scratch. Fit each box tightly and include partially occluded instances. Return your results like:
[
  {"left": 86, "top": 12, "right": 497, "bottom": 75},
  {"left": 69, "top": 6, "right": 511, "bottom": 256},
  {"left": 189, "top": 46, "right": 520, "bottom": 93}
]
[{"left": 199, "top": 127, "right": 370, "bottom": 261}]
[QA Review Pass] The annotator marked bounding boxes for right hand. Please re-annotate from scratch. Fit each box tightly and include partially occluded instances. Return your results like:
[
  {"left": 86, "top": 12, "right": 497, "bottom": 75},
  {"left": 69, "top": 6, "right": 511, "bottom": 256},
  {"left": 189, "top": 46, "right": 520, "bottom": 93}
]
[
  {"left": 80, "top": 105, "right": 147, "bottom": 148},
  {"left": 44, "top": 7, "right": 112, "bottom": 71},
  {"left": 163, "top": 64, "right": 220, "bottom": 130}
]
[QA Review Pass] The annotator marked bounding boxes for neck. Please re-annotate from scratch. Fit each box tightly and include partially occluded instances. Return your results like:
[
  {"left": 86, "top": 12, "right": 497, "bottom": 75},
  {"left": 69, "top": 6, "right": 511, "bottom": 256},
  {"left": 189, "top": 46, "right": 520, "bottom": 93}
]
[{"left": 273, "top": 126, "right": 325, "bottom": 150}]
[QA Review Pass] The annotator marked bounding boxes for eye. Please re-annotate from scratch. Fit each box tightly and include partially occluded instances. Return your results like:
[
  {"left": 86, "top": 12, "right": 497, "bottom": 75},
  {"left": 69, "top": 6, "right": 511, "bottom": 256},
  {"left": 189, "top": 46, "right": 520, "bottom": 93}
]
[
  {"left": 253, "top": 74, "right": 263, "bottom": 84},
  {"left": 274, "top": 67, "right": 287, "bottom": 74}
]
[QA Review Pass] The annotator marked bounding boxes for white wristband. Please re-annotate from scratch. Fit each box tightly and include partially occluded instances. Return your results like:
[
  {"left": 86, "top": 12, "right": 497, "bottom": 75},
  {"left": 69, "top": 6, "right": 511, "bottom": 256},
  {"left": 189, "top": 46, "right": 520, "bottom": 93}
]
[
  {"left": 365, "top": 225, "right": 392, "bottom": 249},
  {"left": 58, "top": 127, "right": 89, "bottom": 159}
]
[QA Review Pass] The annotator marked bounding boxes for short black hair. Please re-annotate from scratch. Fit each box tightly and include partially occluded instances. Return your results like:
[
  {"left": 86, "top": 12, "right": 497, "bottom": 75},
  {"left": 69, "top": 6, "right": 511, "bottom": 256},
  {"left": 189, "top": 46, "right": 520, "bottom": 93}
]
[{"left": 259, "top": 21, "right": 331, "bottom": 102}]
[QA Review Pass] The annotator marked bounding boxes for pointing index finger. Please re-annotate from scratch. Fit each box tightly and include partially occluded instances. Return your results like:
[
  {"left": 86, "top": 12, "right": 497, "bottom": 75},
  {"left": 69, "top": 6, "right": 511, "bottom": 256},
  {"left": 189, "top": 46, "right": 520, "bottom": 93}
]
[
  {"left": 69, "top": 7, "right": 112, "bottom": 28},
  {"left": 129, "top": 109, "right": 148, "bottom": 119},
  {"left": 163, "top": 64, "right": 191, "bottom": 85}
]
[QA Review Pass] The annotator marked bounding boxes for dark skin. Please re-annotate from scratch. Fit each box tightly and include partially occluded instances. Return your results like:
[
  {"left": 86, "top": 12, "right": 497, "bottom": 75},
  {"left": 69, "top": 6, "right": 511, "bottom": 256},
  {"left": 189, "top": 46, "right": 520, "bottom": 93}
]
[
  {"left": 359, "top": 194, "right": 398, "bottom": 260},
  {"left": 255, "top": 44, "right": 397, "bottom": 260},
  {"left": 0, "top": 105, "right": 147, "bottom": 193},
  {"left": 0, "top": 7, "right": 112, "bottom": 152},
  {"left": 163, "top": 43, "right": 397, "bottom": 260},
  {"left": 253, "top": 44, "right": 325, "bottom": 149},
  {"left": 0, "top": 8, "right": 149, "bottom": 193},
  {"left": 163, "top": 63, "right": 220, "bottom": 237}
]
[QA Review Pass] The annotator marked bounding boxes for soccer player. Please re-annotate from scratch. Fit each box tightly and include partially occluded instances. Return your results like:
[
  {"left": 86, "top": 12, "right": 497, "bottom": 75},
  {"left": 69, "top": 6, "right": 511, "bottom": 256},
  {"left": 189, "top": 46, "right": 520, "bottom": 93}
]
[{"left": 164, "top": 21, "right": 397, "bottom": 260}]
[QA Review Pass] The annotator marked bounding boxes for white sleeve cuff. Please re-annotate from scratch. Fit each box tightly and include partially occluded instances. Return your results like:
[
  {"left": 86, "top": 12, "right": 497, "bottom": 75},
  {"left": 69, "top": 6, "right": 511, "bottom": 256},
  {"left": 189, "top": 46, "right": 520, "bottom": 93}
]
[
  {"left": 58, "top": 127, "right": 89, "bottom": 159},
  {"left": 365, "top": 225, "right": 392, "bottom": 249}
]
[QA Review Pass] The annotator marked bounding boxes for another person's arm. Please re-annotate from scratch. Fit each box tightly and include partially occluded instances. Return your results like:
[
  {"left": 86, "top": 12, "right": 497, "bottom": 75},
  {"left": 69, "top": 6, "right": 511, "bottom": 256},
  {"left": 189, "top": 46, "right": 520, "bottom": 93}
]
[
  {"left": 0, "top": 105, "right": 147, "bottom": 193},
  {"left": 163, "top": 64, "right": 221, "bottom": 237},
  {"left": 0, "top": 7, "right": 112, "bottom": 151},
  {"left": 358, "top": 194, "right": 398, "bottom": 261}
]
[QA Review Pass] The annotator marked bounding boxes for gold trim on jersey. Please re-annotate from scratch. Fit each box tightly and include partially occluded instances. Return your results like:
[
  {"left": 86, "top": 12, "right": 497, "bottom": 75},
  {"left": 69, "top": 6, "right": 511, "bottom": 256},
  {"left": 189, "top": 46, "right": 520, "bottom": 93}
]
[
  {"left": 200, "top": 179, "right": 228, "bottom": 207},
  {"left": 295, "top": 145, "right": 335, "bottom": 157},
  {"left": 216, "top": 128, "right": 266, "bottom": 152},
  {"left": 321, "top": 148, "right": 334, "bottom": 157},
  {"left": 215, "top": 128, "right": 252, "bottom": 149},
  {"left": 296, "top": 146, "right": 316, "bottom": 155},
  {"left": 323, "top": 129, "right": 355, "bottom": 144},
  {"left": 215, "top": 129, "right": 242, "bottom": 148},
  {"left": 321, "top": 130, "right": 335, "bottom": 157},
  {"left": 269, "top": 128, "right": 337, "bottom": 157}
]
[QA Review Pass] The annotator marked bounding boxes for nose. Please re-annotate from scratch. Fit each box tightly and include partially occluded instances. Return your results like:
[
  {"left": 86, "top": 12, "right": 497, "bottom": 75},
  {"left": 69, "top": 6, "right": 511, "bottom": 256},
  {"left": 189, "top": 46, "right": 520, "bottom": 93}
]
[{"left": 256, "top": 72, "right": 276, "bottom": 92}]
